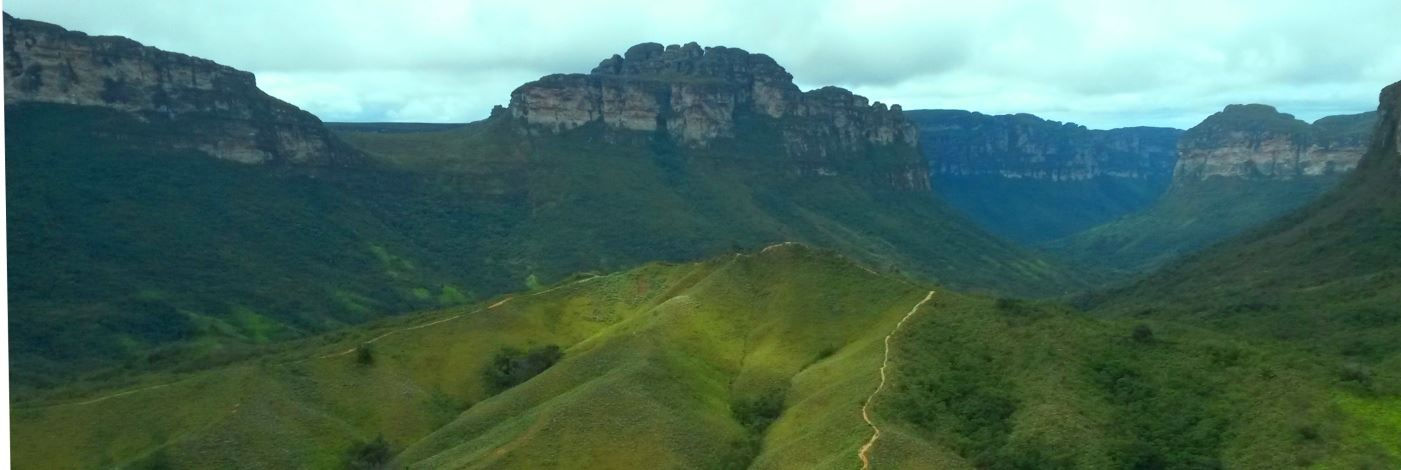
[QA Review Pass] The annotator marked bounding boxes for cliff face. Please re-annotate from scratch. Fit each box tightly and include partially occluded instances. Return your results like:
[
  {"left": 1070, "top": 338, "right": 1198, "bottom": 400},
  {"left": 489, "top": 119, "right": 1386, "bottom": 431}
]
[
  {"left": 3, "top": 14, "right": 360, "bottom": 166},
  {"left": 1173, "top": 104, "right": 1374, "bottom": 181},
  {"left": 505, "top": 42, "right": 927, "bottom": 190},
  {"left": 908, "top": 110, "right": 1181, "bottom": 182}
]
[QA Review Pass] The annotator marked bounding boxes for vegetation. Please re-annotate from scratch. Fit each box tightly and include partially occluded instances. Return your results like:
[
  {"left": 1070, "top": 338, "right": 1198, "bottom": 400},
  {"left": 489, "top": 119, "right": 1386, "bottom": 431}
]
[
  {"left": 11, "top": 247, "right": 1397, "bottom": 468},
  {"left": 482, "top": 345, "right": 563, "bottom": 394},
  {"left": 346, "top": 435, "right": 392, "bottom": 470},
  {"left": 1045, "top": 176, "right": 1342, "bottom": 277},
  {"left": 7, "top": 101, "right": 1081, "bottom": 390}
]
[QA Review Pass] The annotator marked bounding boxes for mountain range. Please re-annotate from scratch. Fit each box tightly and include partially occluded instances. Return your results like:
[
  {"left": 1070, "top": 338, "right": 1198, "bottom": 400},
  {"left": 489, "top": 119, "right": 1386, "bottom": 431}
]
[{"left": 5, "top": 12, "right": 1400, "bottom": 470}]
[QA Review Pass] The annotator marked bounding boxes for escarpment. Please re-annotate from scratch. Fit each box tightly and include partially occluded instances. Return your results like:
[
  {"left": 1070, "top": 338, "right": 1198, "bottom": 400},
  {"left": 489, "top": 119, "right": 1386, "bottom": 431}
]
[
  {"left": 1173, "top": 104, "right": 1374, "bottom": 181},
  {"left": 3, "top": 13, "right": 361, "bottom": 166},
  {"left": 503, "top": 42, "right": 928, "bottom": 191}
]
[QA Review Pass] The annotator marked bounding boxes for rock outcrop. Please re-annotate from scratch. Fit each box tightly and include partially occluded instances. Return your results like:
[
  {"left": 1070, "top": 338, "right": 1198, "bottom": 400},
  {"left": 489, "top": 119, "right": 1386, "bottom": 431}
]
[
  {"left": 3, "top": 14, "right": 361, "bottom": 166},
  {"left": 1173, "top": 104, "right": 1374, "bottom": 181},
  {"left": 504, "top": 42, "right": 926, "bottom": 190},
  {"left": 907, "top": 110, "right": 1181, "bottom": 182}
]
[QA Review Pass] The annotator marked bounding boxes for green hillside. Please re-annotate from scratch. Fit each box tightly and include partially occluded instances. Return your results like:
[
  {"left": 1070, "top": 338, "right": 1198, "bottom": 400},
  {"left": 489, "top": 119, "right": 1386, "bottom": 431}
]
[
  {"left": 13, "top": 245, "right": 1396, "bottom": 468},
  {"left": 7, "top": 101, "right": 1079, "bottom": 390},
  {"left": 1044, "top": 175, "right": 1340, "bottom": 276},
  {"left": 1086, "top": 82, "right": 1401, "bottom": 371}
]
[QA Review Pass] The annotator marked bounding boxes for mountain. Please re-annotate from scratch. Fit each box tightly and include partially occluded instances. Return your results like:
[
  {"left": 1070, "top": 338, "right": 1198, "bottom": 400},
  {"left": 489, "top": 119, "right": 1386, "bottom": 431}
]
[
  {"left": 1087, "top": 80, "right": 1401, "bottom": 372},
  {"left": 14, "top": 246, "right": 1395, "bottom": 468},
  {"left": 907, "top": 109, "right": 1181, "bottom": 243},
  {"left": 5, "top": 18, "right": 1076, "bottom": 388},
  {"left": 2, "top": 13, "right": 361, "bottom": 166},
  {"left": 1046, "top": 104, "right": 1375, "bottom": 275}
]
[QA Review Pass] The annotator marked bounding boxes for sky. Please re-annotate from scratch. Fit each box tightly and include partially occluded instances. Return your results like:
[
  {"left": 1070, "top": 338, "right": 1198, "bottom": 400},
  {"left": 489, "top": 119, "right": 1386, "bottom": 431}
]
[{"left": 7, "top": 0, "right": 1401, "bottom": 129}]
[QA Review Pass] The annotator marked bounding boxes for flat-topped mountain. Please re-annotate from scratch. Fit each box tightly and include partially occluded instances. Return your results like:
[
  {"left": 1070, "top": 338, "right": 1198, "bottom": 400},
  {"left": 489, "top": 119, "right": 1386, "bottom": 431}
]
[
  {"left": 1174, "top": 104, "right": 1374, "bottom": 181},
  {"left": 2, "top": 13, "right": 361, "bottom": 166},
  {"left": 507, "top": 42, "right": 927, "bottom": 191}
]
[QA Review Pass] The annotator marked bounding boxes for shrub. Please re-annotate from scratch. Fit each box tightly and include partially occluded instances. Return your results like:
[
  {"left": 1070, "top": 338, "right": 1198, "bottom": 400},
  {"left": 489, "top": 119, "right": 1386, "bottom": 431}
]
[
  {"left": 346, "top": 435, "right": 391, "bottom": 470},
  {"left": 1132, "top": 324, "right": 1154, "bottom": 343},
  {"left": 355, "top": 345, "right": 375, "bottom": 366},
  {"left": 483, "top": 345, "right": 563, "bottom": 394}
]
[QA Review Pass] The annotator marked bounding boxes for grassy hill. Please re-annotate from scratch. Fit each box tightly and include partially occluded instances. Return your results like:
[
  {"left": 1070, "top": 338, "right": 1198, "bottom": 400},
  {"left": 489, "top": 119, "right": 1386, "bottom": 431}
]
[
  {"left": 1085, "top": 81, "right": 1401, "bottom": 370},
  {"left": 12, "top": 245, "right": 1396, "bottom": 468},
  {"left": 8, "top": 101, "right": 1080, "bottom": 390},
  {"left": 1043, "top": 175, "right": 1340, "bottom": 276}
]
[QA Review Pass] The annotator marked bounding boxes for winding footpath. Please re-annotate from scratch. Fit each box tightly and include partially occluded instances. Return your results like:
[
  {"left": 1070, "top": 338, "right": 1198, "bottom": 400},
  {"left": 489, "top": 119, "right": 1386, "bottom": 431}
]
[{"left": 858, "top": 290, "right": 936, "bottom": 470}]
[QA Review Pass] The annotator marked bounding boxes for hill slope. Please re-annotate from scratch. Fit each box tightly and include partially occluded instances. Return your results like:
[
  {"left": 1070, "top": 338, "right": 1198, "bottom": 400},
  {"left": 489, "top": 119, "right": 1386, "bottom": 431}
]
[
  {"left": 1047, "top": 106, "right": 1374, "bottom": 275},
  {"left": 13, "top": 246, "right": 1395, "bottom": 468},
  {"left": 6, "top": 20, "right": 1080, "bottom": 387},
  {"left": 1088, "top": 80, "right": 1401, "bottom": 388}
]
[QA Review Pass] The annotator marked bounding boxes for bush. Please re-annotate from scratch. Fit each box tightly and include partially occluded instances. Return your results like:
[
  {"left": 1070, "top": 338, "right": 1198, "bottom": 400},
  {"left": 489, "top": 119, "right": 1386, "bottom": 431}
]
[
  {"left": 346, "top": 435, "right": 391, "bottom": 470},
  {"left": 1132, "top": 324, "right": 1154, "bottom": 343},
  {"left": 355, "top": 345, "right": 375, "bottom": 366},
  {"left": 483, "top": 345, "right": 564, "bottom": 394}
]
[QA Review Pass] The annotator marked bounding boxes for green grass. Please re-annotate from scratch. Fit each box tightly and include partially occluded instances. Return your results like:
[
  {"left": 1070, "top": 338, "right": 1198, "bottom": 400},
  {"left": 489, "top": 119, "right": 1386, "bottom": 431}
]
[
  {"left": 10, "top": 244, "right": 933, "bottom": 469},
  {"left": 6, "top": 100, "right": 1085, "bottom": 389},
  {"left": 12, "top": 246, "right": 1399, "bottom": 469},
  {"left": 1045, "top": 175, "right": 1341, "bottom": 277}
]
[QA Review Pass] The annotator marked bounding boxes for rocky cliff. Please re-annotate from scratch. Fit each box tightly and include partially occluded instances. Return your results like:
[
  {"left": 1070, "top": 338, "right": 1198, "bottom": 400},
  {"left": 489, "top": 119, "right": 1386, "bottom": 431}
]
[
  {"left": 907, "top": 110, "right": 1181, "bottom": 181},
  {"left": 1173, "top": 104, "right": 1374, "bottom": 181},
  {"left": 3, "top": 14, "right": 360, "bottom": 166},
  {"left": 503, "top": 42, "right": 927, "bottom": 190}
]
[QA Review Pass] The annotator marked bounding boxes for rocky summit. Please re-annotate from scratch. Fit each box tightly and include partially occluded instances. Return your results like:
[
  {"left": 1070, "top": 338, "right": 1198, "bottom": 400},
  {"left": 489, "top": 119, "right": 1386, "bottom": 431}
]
[
  {"left": 504, "top": 42, "right": 928, "bottom": 191},
  {"left": 2, "top": 14, "right": 361, "bottom": 166},
  {"left": 1174, "top": 104, "right": 1374, "bottom": 181}
]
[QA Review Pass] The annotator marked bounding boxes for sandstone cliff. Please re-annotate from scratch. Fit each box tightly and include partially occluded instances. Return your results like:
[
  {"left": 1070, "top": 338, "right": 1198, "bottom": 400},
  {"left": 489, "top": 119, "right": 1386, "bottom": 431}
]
[
  {"left": 3, "top": 14, "right": 360, "bottom": 166},
  {"left": 503, "top": 42, "right": 927, "bottom": 190},
  {"left": 907, "top": 109, "right": 1181, "bottom": 182},
  {"left": 1173, "top": 104, "right": 1374, "bottom": 181}
]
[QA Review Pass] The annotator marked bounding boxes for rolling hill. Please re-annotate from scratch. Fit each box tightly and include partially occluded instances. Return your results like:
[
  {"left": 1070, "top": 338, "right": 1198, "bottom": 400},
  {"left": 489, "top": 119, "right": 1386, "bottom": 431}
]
[
  {"left": 12, "top": 245, "right": 1395, "bottom": 468},
  {"left": 5, "top": 17, "right": 1080, "bottom": 389}
]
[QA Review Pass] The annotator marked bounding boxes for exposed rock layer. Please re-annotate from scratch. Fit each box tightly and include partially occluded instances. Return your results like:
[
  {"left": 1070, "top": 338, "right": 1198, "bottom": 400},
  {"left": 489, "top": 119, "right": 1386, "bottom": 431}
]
[
  {"left": 2, "top": 13, "right": 360, "bottom": 166},
  {"left": 907, "top": 109, "right": 1181, "bottom": 182},
  {"left": 1174, "top": 104, "right": 1374, "bottom": 181},
  {"left": 505, "top": 42, "right": 927, "bottom": 191}
]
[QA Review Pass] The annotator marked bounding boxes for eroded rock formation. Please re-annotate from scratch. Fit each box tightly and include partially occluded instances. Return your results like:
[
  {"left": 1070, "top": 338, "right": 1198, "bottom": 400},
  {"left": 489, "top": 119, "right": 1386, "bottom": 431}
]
[
  {"left": 1174, "top": 104, "right": 1374, "bottom": 181},
  {"left": 504, "top": 42, "right": 927, "bottom": 190},
  {"left": 3, "top": 13, "right": 361, "bottom": 166}
]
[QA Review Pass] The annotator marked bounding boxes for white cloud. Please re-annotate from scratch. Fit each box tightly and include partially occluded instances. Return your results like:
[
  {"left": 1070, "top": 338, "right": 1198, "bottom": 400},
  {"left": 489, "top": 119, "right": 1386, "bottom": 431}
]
[{"left": 7, "top": 0, "right": 1400, "bottom": 128}]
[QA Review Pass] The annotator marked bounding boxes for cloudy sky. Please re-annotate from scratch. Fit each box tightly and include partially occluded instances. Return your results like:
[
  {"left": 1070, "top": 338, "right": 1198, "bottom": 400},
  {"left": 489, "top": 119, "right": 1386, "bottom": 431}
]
[{"left": 8, "top": 0, "right": 1401, "bottom": 129}]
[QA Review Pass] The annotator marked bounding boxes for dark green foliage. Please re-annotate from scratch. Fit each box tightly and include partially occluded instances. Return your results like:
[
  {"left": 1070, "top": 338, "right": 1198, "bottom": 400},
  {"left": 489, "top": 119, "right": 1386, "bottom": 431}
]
[
  {"left": 731, "top": 389, "right": 785, "bottom": 433},
  {"left": 346, "top": 435, "right": 391, "bottom": 470},
  {"left": 482, "top": 345, "right": 563, "bottom": 394},
  {"left": 9, "top": 101, "right": 1082, "bottom": 391},
  {"left": 1047, "top": 176, "right": 1343, "bottom": 277},
  {"left": 1132, "top": 324, "right": 1154, "bottom": 343},
  {"left": 355, "top": 345, "right": 375, "bottom": 366}
]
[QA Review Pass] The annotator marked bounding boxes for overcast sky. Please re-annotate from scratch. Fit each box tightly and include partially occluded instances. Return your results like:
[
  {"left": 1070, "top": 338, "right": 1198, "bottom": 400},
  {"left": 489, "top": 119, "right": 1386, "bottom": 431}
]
[{"left": 8, "top": 0, "right": 1401, "bottom": 129}]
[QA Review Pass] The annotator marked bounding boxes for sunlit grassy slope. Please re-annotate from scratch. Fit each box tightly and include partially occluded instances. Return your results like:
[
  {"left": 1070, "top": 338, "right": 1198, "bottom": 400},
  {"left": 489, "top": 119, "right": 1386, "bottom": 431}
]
[
  {"left": 14, "top": 244, "right": 1397, "bottom": 468},
  {"left": 8, "top": 102, "right": 1079, "bottom": 389}
]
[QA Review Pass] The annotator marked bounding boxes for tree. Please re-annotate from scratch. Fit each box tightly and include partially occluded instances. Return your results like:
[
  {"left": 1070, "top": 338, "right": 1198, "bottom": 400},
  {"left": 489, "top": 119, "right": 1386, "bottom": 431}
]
[
  {"left": 1132, "top": 324, "right": 1154, "bottom": 343},
  {"left": 355, "top": 344, "right": 375, "bottom": 366},
  {"left": 346, "top": 435, "right": 391, "bottom": 470}
]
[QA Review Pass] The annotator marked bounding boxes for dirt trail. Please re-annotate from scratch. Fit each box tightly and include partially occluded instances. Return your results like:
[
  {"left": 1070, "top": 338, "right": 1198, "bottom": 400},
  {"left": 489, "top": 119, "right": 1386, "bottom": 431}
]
[{"left": 858, "top": 290, "right": 935, "bottom": 470}]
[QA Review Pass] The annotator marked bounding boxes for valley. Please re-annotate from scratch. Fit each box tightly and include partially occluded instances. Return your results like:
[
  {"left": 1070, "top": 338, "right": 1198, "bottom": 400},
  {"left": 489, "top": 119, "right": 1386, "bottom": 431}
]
[{"left": 4, "top": 7, "right": 1401, "bottom": 470}]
